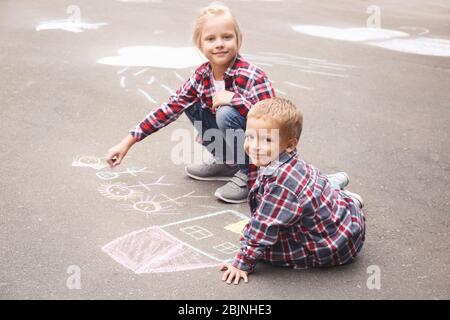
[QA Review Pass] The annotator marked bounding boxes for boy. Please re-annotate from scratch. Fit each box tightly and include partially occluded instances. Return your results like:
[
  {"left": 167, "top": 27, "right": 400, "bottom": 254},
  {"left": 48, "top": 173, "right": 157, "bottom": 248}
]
[{"left": 220, "top": 97, "right": 366, "bottom": 285}]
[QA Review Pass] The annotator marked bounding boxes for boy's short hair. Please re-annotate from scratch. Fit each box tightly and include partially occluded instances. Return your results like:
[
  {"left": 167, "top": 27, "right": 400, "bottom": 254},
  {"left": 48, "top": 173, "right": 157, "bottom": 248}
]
[
  {"left": 192, "top": 3, "right": 243, "bottom": 51},
  {"left": 248, "top": 97, "right": 303, "bottom": 141}
]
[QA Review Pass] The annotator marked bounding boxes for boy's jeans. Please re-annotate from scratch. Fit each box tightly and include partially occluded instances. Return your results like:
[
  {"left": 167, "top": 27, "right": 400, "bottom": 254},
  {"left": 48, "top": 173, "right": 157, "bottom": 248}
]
[{"left": 185, "top": 103, "right": 250, "bottom": 175}]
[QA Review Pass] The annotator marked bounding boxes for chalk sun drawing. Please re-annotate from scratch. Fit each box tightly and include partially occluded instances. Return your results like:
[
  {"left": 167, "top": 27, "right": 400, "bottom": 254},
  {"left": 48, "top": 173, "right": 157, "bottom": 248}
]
[
  {"left": 102, "top": 210, "right": 249, "bottom": 273},
  {"left": 72, "top": 156, "right": 108, "bottom": 170},
  {"left": 120, "top": 191, "right": 209, "bottom": 216},
  {"left": 36, "top": 20, "right": 108, "bottom": 33},
  {"left": 292, "top": 25, "right": 450, "bottom": 57}
]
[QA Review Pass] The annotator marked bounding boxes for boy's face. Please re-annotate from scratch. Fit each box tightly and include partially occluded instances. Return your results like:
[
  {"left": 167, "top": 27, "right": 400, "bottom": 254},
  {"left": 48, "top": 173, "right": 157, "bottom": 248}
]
[
  {"left": 200, "top": 15, "right": 238, "bottom": 70},
  {"left": 244, "top": 117, "right": 296, "bottom": 167}
]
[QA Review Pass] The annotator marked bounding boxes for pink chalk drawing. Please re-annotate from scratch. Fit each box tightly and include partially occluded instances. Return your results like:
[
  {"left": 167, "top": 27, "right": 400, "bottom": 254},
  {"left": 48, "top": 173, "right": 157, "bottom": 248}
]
[
  {"left": 102, "top": 210, "right": 249, "bottom": 273},
  {"left": 97, "top": 176, "right": 172, "bottom": 201},
  {"left": 119, "top": 191, "right": 209, "bottom": 216}
]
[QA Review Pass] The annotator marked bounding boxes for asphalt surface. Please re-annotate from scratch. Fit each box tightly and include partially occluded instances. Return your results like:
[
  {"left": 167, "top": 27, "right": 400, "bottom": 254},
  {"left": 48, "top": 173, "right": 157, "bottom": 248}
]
[{"left": 1, "top": 0, "right": 449, "bottom": 299}]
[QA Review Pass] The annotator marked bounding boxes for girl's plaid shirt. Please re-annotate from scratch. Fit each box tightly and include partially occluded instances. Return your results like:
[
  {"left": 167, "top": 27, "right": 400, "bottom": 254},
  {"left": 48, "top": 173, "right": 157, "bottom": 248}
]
[
  {"left": 233, "top": 151, "right": 366, "bottom": 273},
  {"left": 130, "top": 54, "right": 275, "bottom": 141}
]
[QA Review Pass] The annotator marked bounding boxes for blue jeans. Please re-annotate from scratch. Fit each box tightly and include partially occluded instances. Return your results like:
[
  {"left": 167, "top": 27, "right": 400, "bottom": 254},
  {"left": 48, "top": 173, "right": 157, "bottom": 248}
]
[{"left": 185, "top": 103, "right": 249, "bottom": 175}]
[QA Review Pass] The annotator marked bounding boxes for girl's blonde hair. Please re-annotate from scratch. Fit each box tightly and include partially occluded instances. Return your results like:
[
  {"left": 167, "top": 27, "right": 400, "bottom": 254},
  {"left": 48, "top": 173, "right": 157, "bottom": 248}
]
[
  {"left": 248, "top": 98, "right": 304, "bottom": 141},
  {"left": 192, "top": 3, "right": 243, "bottom": 51}
]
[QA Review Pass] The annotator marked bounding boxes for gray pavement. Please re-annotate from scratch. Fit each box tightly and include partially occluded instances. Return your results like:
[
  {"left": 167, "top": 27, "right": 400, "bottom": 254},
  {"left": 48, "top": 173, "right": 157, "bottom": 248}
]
[{"left": 1, "top": 0, "right": 449, "bottom": 299}]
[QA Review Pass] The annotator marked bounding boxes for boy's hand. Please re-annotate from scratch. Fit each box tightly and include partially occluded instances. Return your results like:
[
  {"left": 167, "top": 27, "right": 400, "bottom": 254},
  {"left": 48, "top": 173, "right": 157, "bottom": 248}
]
[
  {"left": 212, "top": 90, "right": 235, "bottom": 111},
  {"left": 219, "top": 263, "right": 248, "bottom": 285}
]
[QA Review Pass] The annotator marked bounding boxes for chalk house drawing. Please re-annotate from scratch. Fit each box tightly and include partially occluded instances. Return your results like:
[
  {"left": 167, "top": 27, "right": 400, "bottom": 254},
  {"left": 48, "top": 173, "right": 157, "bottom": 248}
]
[
  {"left": 292, "top": 25, "right": 450, "bottom": 57},
  {"left": 102, "top": 210, "right": 250, "bottom": 273}
]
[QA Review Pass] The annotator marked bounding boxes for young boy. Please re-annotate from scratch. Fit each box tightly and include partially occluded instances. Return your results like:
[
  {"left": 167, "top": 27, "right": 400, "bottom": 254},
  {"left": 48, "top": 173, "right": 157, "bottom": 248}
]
[{"left": 219, "top": 97, "right": 366, "bottom": 285}]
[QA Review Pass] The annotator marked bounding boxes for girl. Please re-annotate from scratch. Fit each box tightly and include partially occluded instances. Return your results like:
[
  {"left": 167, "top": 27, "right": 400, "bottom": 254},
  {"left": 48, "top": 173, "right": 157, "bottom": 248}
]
[{"left": 106, "top": 3, "right": 275, "bottom": 203}]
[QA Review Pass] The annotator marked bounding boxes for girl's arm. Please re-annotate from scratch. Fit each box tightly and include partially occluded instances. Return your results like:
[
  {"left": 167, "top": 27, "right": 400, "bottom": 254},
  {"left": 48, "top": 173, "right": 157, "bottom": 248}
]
[{"left": 130, "top": 74, "right": 199, "bottom": 142}]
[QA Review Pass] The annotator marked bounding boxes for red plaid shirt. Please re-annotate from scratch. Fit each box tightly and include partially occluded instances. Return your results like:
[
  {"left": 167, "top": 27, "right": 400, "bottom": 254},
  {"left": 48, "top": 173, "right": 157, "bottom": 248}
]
[
  {"left": 130, "top": 54, "right": 275, "bottom": 141},
  {"left": 233, "top": 151, "right": 366, "bottom": 273}
]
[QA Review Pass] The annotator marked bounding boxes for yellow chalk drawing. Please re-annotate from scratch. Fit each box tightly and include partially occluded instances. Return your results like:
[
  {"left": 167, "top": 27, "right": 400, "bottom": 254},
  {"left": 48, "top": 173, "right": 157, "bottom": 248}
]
[{"left": 224, "top": 219, "right": 248, "bottom": 235}]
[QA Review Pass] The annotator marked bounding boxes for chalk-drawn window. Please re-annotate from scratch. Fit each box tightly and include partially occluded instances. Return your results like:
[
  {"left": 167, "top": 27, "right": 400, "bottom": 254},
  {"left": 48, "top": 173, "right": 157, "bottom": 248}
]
[
  {"left": 213, "top": 242, "right": 240, "bottom": 254},
  {"left": 180, "top": 226, "right": 213, "bottom": 240}
]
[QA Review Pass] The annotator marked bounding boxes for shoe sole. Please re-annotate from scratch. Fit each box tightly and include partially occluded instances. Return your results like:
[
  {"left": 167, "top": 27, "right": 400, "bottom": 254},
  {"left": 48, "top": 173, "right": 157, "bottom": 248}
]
[
  {"left": 214, "top": 191, "right": 248, "bottom": 204},
  {"left": 342, "top": 190, "right": 364, "bottom": 209},
  {"left": 329, "top": 172, "right": 350, "bottom": 189},
  {"left": 185, "top": 167, "right": 236, "bottom": 182},
  {"left": 340, "top": 172, "right": 350, "bottom": 189}
]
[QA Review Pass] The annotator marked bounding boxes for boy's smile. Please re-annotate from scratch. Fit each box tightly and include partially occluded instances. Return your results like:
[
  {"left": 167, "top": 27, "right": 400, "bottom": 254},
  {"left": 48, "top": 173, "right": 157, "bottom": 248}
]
[{"left": 245, "top": 117, "right": 292, "bottom": 167}]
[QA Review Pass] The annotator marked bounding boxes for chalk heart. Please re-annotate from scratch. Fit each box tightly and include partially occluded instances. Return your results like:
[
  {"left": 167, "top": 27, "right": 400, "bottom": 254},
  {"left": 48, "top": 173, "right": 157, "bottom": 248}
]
[
  {"left": 292, "top": 25, "right": 409, "bottom": 42},
  {"left": 96, "top": 46, "right": 207, "bottom": 68}
]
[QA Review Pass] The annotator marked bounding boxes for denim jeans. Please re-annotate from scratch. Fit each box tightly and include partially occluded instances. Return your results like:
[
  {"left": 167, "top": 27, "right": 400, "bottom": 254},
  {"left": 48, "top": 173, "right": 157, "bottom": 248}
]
[{"left": 184, "top": 103, "right": 249, "bottom": 175}]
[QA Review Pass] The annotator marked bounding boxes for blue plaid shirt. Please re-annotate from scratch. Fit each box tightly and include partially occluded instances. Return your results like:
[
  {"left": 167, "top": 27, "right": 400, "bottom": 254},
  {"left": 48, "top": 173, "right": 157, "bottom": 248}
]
[{"left": 233, "top": 150, "right": 366, "bottom": 273}]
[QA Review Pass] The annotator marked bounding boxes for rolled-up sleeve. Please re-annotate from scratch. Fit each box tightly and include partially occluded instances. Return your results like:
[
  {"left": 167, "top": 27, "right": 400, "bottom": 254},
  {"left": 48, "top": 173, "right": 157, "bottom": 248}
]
[{"left": 130, "top": 74, "right": 199, "bottom": 141}]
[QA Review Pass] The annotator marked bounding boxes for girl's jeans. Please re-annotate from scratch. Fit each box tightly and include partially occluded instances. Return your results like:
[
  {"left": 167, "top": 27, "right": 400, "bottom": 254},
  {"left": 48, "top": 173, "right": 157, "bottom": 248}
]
[{"left": 185, "top": 103, "right": 250, "bottom": 175}]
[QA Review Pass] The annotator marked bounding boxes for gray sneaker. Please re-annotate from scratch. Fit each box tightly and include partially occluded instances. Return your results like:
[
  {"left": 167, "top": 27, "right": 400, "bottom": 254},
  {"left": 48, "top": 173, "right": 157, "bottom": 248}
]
[
  {"left": 214, "top": 171, "right": 249, "bottom": 204},
  {"left": 185, "top": 157, "right": 239, "bottom": 181},
  {"left": 327, "top": 172, "right": 350, "bottom": 189},
  {"left": 341, "top": 190, "right": 364, "bottom": 209}
]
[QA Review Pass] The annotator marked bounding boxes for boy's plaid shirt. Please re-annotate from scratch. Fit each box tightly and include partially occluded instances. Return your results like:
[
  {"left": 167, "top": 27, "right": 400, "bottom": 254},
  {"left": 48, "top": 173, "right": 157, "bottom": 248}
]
[
  {"left": 233, "top": 151, "right": 366, "bottom": 273},
  {"left": 130, "top": 54, "right": 275, "bottom": 141}
]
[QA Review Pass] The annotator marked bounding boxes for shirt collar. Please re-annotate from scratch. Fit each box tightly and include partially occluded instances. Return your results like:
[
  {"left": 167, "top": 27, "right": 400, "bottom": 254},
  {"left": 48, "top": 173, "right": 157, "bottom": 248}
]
[
  {"left": 260, "top": 149, "right": 298, "bottom": 176},
  {"left": 205, "top": 54, "right": 242, "bottom": 78}
]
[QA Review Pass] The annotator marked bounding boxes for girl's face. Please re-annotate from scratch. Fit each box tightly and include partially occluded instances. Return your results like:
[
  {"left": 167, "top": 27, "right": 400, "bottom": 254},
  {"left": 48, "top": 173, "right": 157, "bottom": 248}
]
[{"left": 200, "top": 15, "right": 238, "bottom": 70}]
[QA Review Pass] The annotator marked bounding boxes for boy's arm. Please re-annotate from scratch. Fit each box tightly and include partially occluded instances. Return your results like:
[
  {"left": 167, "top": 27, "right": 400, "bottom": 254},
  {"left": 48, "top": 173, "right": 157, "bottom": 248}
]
[
  {"left": 229, "top": 75, "right": 275, "bottom": 117},
  {"left": 232, "top": 184, "right": 301, "bottom": 273},
  {"left": 130, "top": 74, "right": 199, "bottom": 141}
]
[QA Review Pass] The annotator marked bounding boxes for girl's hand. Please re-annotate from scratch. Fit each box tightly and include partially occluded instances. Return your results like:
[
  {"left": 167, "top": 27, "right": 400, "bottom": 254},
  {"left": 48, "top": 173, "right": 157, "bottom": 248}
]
[
  {"left": 219, "top": 263, "right": 248, "bottom": 285},
  {"left": 106, "top": 134, "right": 136, "bottom": 168},
  {"left": 212, "top": 90, "right": 235, "bottom": 110}
]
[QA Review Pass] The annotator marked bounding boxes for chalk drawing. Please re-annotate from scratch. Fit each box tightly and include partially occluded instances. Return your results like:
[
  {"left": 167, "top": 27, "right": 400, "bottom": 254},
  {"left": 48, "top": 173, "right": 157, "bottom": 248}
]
[
  {"left": 98, "top": 176, "right": 172, "bottom": 200},
  {"left": 180, "top": 225, "right": 214, "bottom": 240},
  {"left": 292, "top": 25, "right": 450, "bottom": 57},
  {"left": 98, "top": 182, "right": 143, "bottom": 201},
  {"left": 72, "top": 156, "right": 108, "bottom": 170},
  {"left": 121, "top": 191, "right": 209, "bottom": 216},
  {"left": 213, "top": 242, "right": 240, "bottom": 255},
  {"left": 36, "top": 20, "right": 107, "bottom": 33},
  {"left": 243, "top": 52, "right": 354, "bottom": 79},
  {"left": 224, "top": 219, "right": 249, "bottom": 235},
  {"left": 95, "top": 167, "right": 153, "bottom": 180},
  {"left": 96, "top": 46, "right": 206, "bottom": 68},
  {"left": 102, "top": 210, "right": 249, "bottom": 273}
]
